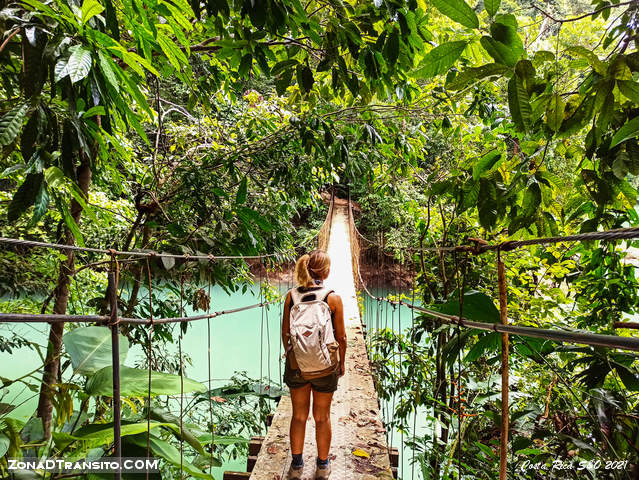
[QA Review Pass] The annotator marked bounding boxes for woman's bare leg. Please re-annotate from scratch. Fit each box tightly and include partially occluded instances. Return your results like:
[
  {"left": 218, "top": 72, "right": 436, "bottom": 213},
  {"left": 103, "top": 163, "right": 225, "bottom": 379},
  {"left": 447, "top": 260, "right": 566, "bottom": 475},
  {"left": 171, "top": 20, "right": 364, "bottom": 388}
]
[
  {"left": 290, "top": 384, "right": 312, "bottom": 454},
  {"left": 312, "top": 390, "right": 334, "bottom": 460}
]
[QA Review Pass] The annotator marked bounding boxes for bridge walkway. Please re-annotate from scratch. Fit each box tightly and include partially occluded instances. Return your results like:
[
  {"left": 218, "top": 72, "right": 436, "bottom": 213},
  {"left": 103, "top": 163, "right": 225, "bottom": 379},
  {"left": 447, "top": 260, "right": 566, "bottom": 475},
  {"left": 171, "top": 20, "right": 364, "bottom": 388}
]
[{"left": 247, "top": 205, "right": 394, "bottom": 480}]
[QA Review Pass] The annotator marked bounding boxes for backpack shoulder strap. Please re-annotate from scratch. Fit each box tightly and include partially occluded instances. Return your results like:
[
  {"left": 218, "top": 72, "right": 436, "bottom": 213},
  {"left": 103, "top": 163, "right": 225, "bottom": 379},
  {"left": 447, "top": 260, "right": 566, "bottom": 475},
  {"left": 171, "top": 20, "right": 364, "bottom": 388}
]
[
  {"left": 289, "top": 287, "right": 305, "bottom": 306},
  {"left": 319, "top": 288, "right": 334, "bottom": 303}
]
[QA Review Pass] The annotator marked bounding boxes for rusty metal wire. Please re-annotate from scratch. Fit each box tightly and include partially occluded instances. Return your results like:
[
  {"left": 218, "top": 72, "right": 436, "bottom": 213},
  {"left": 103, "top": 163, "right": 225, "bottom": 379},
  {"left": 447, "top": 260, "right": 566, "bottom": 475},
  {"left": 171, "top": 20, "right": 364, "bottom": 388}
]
[{"left": 0, "top": 236, "right": 288, "bottom": 260}]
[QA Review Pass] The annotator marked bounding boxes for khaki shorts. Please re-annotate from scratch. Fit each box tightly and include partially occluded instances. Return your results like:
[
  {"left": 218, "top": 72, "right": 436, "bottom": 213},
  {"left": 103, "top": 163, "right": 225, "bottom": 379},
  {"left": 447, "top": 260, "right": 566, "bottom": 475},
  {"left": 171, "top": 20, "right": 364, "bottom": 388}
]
[{"left": 283, "top": 356, "right": 339, "bottom": 393}]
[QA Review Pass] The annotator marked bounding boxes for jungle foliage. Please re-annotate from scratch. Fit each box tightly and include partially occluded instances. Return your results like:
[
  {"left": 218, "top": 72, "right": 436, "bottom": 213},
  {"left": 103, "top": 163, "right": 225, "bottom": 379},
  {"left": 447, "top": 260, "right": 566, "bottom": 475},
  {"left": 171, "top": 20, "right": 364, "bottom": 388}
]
[{"left": 1, "top": 0, "right": 639, "bottom": 477}]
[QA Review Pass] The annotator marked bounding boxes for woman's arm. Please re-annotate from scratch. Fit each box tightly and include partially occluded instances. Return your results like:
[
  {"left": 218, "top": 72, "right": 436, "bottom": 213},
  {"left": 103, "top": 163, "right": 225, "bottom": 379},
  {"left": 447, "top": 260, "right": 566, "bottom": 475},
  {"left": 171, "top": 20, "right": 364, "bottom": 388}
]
[
  {"left": 328, "top": 293, "right": 346, "bottom": 377},
  {"left": 282, "top": 291, "right": 292, "bottom": 351}
]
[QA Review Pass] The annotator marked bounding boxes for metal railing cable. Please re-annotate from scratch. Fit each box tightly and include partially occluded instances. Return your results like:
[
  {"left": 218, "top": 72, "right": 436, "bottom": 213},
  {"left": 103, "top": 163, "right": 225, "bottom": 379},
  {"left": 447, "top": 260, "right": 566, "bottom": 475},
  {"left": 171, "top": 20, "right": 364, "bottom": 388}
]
[
  {"left": 0, "top": 193, "right": 338, "bottom": 480},
  {"left": 350, "top": 213, "right": 639, "bottom": 255},
  {"left": 0, "top": 236, "right": 287, "bottom": 260},
  {"left": 350, "top": 216, "right": 639, "bottom": 353}
]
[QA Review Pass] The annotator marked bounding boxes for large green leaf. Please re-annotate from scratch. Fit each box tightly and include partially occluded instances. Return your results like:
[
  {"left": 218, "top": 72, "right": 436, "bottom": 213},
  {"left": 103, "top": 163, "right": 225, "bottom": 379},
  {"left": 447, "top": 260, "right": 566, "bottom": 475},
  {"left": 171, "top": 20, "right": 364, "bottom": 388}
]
[
  {"left": 618, "top": 79, "right": 639, "bottom": 103},
  {"left": 614, "top": 362, "right": 639, "bottom": 391},
  {"left": 149, "top": 408, "right": 204, "bottom": 454},
  {"left": 0, "top": 104, "right": 28, "bottom": 146},
  {"left": 508, "top": 74, "right": 532, "bottom": 132},
  {"left": 67, "top": 45, "right": 92, "bottom": 84},
  {"left": 546, "top": 94, "right": 565, "bottom": 132},
  {"left": 383, "top": 29, "right": 400, "bottom": 68},
  {"left": 412, "top": 41, "right": 467, "bottom": 79},
  {"left": 484, "top": 0, "right": 500, "bottom": 16},
  {"left": 235, "top": 176, "right": 247, "bottom": 204},
  {"left": 30, "top": 183, "right": 49, "bottom": 226},
  {"left": 0, "top": 433, "right": 9, "bottom": 458},
  {"left": 446, "top": 63, "right": 510, "bottom": 91},
  {"left": 465, "top": 332, "right": 501, "bottom": 362},
  {"left": 63, "top": 326, "right": 129, "bottom": 376},
  {"left": 610, "top": 116, "right": 639, "bottom": 148},
  {"left": 480, "top": 37, "right": 517, "bottom": 67},
  {"left": 480, "top": 15, "right": 523, "bottom": 67},
  {"left": 431, "top": 0, "right": 479, "bottom": 29},
  {"left": 473, "top": 150, "right": 502, "bottom": 180},
  {"left": 431, "top": 290, "right": 500, "bottom": 324},
  {"left": 128, "top": 433, "right": 214, "bottom": 479},
  {"left": 8, "top": 173, "right": 43, "bottom": 222},
  {"left": 86, "top": 366, "right": 207, "bottom": 397},
  {"left": 59, "top": 421, "right": 174, "bottom": 449},
  {"left": 521, "top": 182, "right": 541, "bottom": 218},
  {"left": 81, "top": 0, "right": 104, "bottom": 25},
  {"left": 566, "top": 46, "right": 606, "bottom": 76},
  {"left": 195, "top": 434, "right": 249, "bottom": 446}
]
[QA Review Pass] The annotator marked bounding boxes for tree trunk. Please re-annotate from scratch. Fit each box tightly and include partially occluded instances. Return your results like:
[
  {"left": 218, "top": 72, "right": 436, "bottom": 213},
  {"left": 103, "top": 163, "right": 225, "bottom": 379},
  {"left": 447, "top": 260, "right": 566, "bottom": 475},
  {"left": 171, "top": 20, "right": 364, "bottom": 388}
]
[{"left": 37, "top": 157, "right": 91, "bottom": 439}]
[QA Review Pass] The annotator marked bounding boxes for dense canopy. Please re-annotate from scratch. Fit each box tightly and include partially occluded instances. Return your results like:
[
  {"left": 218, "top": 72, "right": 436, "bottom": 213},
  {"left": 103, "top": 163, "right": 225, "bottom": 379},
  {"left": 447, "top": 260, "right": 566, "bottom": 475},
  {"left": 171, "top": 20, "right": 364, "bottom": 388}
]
[{"left": 1, "top": 0, "right": 639, "bottom": 477}]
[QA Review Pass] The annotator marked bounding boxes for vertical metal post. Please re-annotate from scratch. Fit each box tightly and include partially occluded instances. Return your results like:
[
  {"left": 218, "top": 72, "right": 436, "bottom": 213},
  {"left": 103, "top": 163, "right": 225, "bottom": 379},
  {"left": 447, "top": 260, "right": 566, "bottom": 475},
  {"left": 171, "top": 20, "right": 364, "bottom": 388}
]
[
  {"left": 497, "top": 252, "right": 509, "bottom": 480},
  {"left": 108, "top": 272, "right": 122, "bottom": 480}
]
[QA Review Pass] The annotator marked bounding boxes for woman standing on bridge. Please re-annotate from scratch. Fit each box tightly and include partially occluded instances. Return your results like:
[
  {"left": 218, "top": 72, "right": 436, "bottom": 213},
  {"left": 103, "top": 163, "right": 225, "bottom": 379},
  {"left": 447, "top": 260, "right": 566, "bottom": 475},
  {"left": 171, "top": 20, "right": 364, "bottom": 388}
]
[{"left": 281, "top": 249, "right": 346, "bottom": 479}]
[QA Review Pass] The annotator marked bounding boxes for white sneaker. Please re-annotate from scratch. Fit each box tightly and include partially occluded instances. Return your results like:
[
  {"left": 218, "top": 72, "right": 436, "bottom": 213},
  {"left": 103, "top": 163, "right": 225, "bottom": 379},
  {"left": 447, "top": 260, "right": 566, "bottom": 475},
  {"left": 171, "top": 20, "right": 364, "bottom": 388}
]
[
  {"left": 287, "top": 463, "right": 304, "bottom": 479},
  {"left": 315, "top": 462, "right": 331, "bottom": 479}
]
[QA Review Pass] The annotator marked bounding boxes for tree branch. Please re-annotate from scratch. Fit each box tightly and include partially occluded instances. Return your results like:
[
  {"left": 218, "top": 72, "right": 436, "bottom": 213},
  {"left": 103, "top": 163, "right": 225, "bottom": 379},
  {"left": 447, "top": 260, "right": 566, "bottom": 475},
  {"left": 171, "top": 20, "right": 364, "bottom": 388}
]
[{"left": 533, "top": 1, "right": 636, "bottom": 24}]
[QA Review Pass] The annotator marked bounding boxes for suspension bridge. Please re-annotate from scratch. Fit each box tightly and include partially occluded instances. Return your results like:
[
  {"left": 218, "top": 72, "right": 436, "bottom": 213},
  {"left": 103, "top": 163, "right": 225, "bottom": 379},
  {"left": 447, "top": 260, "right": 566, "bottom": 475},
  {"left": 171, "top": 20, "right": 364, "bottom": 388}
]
[
  {"left": 1, "top": 191, "right": 639, "bottom": 480},
  {"left": 237, "top": 204, "right": 395, "bottom": 480}
]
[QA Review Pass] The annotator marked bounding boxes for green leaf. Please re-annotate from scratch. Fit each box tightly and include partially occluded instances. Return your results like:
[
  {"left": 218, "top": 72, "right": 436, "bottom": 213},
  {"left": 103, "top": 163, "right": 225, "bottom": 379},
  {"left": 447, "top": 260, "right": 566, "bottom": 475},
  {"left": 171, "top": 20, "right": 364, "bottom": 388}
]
[
  {"left": 81, "top": 0, "right": 104, "bottom": 25},
  {"left": 128, "top": 434, "right": 214, "bottom": 479},
  {"left": 610, "top": 116, "right": 639, "bottom": 148},
  {"left": 521, "top": 182, "right": 541, "bottom": 218},
  {"left": 297, "top": 64, "right": 314, "bottom": 93},
  {"left": 412, "top": 41, "right": 467, "bottom": 79},
  {"left": 238, "top": 206, "right": 272, "bottom": 231},
  {"left": 196, "top": 434, "right": 249, "bottom": 446},
  {"left": 97, "top": 51, "right": 119, "bottom": 92},
  {"left": 480, "top": 36, "right": 518, "bottom": 67},
  {"left": 484, "top": 0, "right": 500, "bottom": 16},
  {"left": 566, "top": 46, "right": 606, "bottom": 76},
  {"left": 473, "top": 150, "right": 502, "bottom": 179},
  {"left": 149, "top": 408, "right": 204, "bottom": 454},
  {"left": 431, "top": 0, "right": 479, "bottom": 29},
  {"left": 58, "top": 197, "right": 85, "bottom": 246},
  {"left": 0, "top": 104, "right": 28, "bottom": 146},
  {"left": 67, "top": 46, "right": 92, "bottom": 84},
  {"left": 235, "top": 177, "right": 247, "bottom": 204},
  {"left": 383, "top": 29, "right": 400, "bottom": 67},
  {"left": 446, "top": 63, "right": 510, "bottom": 91},
  {"left": 104, "top": 0, "right": 120, "bottom": 39},
  {"left": 8, "top": 173, "right": 43, "bottom": 222},
  {"left": 508, "top": 74, "right": 532, "bottom": 132},
  {"left": 63, "top": 326, "right": 129, "bottom": 376},
  {"left": 29, "top": 183, "right": 49, "bottom": 225},
  {"left": 157, "top": 31, "right": 187, "bottom": 70},
  {"left": 0, "top": 433, "right": 9, "bottom": 458},
  {"left": 275, "top": 68, "right": 294, "bottom": 96},
  {"left": 546, "top": 94, "right": 565, "bottom": 132},
  {"left": 614, "top": 363, "right": 639, "bottom": 391},
  {"left": 617, "top": 80, "right": 639, "bottom": 104},
  {"left": 64, "top": 421, "right": 175, "bottom": 448},
  {"left": 431, "top": 290, "right": 501, "bottom": 324},
  {"left": 85, "top": 366, "right": 207, "bottom": 397},
  {"left": 465, "top": 332, "right": 500, "bottom": 362}
]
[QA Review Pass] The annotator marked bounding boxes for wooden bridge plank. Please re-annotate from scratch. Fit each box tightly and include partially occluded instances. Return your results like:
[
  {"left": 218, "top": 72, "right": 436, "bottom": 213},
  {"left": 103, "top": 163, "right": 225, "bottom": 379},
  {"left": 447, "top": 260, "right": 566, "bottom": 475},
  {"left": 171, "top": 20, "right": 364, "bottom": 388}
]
[{"left": 249, "top": 207, "right": 393, "bottom": 480}]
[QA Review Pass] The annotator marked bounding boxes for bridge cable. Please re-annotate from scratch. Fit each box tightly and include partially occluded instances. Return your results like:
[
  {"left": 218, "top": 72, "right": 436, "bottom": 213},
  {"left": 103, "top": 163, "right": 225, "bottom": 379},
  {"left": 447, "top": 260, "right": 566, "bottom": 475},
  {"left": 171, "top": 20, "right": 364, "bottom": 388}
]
[
  {"left": 0, "top": 236, "right": 286, "bottom": 260},
  {"left": 207, "top": 271, "right": 215, "bottom": 472},
  {"left": 409, "top": 257, "right": 417, "bottom": 480},
  {"left": 145, "top": 256, "right": 154, "bottom": 478},
  {"left": 179, "top": 274, "right": 185, "bottom": 479}
]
